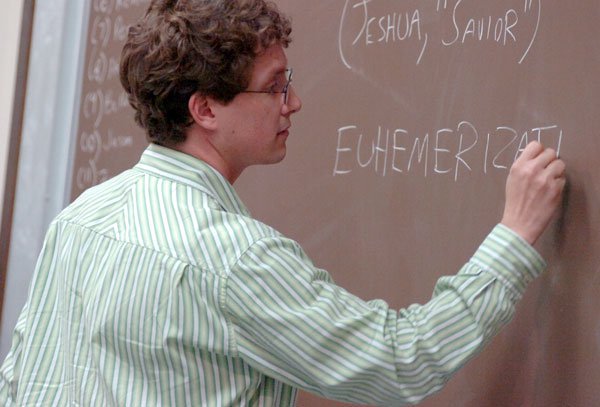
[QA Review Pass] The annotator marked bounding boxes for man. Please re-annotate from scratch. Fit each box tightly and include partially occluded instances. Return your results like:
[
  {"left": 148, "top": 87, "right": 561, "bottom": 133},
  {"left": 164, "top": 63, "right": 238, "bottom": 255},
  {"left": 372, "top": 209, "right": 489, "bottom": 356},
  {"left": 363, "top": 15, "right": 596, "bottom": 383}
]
[{"left": 0, "top": 0, "right": 566, "bottom": 405}]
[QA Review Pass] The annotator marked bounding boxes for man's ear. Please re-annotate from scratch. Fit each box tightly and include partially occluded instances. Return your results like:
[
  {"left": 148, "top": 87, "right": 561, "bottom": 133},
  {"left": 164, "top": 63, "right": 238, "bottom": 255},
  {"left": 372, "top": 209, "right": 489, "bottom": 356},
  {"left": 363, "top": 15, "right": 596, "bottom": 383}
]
[{"left": 188, "top": 93, "right": 217, "bottom": 131}]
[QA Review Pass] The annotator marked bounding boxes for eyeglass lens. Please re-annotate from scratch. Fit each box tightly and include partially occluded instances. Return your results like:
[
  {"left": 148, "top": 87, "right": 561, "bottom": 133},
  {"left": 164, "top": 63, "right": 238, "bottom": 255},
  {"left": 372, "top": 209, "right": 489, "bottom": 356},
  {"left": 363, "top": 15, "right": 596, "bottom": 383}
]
[{"left": 283, "top": 69, "right": 293, "bottom": 104}]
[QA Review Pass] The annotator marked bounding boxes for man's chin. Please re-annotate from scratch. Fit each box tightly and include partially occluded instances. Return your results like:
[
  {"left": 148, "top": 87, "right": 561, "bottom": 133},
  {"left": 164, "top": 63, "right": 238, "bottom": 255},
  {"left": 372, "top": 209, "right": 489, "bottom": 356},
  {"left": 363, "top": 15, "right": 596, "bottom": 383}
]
[{"left": 267, "top": 148, "right": 287, "bottom": 165}]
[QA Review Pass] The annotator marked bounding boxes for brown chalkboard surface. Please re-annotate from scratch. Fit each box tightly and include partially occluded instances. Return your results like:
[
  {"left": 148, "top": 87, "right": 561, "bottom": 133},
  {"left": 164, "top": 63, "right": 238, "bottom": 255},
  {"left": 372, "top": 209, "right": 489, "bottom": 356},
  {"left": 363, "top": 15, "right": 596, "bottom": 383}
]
[
  {"left": 236, "top": 1, "right": 599, "bottom": 406},
  {"left": 70, "top": 0, "right": 150, "bottom": 201},
  {"left": 69, "top": 1, "right": 600, "bottom": 406}
]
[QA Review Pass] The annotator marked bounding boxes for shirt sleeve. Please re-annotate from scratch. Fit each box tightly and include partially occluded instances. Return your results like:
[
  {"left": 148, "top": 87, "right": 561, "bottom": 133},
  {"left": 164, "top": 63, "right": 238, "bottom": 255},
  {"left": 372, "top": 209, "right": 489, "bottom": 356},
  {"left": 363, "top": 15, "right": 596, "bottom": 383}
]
[{"left": 223, "top": 224, "right": 545, "bottom": 406}]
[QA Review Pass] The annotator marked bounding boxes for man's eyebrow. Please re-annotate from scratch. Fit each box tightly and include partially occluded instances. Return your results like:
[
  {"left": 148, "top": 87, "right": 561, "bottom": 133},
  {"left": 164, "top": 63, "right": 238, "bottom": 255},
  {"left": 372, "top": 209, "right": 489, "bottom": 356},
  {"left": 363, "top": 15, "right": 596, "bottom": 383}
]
[
  {"left": 252, "top": 63, "right": 287, "bottom": 87},
  {"left": 268, "top": 67, "right": 287, "bottom": 78},
  {"left": 257, "top": 68, "right": 286, "bottom": 86}
]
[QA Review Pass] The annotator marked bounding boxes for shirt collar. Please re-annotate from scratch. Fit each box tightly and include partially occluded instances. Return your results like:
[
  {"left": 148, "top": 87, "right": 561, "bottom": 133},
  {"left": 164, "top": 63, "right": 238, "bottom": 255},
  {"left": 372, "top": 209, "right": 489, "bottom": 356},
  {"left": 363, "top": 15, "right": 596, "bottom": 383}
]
[{"left": 135, "top": 143, "right": 251, "bottom": 216}]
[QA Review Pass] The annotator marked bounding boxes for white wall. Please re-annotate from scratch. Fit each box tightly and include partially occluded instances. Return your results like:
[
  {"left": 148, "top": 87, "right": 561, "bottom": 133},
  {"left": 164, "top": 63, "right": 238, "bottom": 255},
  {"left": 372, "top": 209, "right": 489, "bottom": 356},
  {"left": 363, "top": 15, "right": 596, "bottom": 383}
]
[
  {"left": 0, "top": 1, "right": 25, "bottom": 217},
  {"left": 0, "top": 0, "right": 89, "bottom": 359}
]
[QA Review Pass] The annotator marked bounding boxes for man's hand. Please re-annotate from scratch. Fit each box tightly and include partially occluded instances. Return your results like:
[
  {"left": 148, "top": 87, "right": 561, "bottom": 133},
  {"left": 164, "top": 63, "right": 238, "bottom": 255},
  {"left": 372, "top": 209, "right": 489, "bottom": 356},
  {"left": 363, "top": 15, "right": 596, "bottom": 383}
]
[{"left": 501, "top": 141, "right": 566, "bottom": 245}]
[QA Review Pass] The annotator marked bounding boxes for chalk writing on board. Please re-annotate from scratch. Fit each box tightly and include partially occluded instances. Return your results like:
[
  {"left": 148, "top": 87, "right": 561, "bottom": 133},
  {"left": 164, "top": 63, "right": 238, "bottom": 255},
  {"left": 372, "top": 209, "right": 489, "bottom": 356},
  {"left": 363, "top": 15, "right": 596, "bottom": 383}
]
[
  {"left": 83, "top": 89, "right": 130, "bottom": 128},
  {"left": 339, "top": 0, "right": 541, "bottom": 68},
  {"left": 93, "top": 0, "right": 149, "bottom": 13},
  {"left": 76, "top": 129, "right": 133, "bottom": 189},
  {"left": 75, "top": 0, "right": 150, "bottom": 195},
  {"left": 333, "top": 121, "right": 563, "bottom": 180}
]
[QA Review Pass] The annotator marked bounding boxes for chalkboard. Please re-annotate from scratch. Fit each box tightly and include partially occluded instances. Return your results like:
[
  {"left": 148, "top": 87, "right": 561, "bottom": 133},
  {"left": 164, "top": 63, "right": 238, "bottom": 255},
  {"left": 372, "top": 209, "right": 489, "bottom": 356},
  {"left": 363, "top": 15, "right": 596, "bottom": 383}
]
[
  {"left": 69, "top": 1, "right": 600, "bottom": 406},
  {"left": 236, "top": 1, "right": 599, "bottom": 406},
  {"left": 70, "top": 0, "right": 150, "bottom": 201}
]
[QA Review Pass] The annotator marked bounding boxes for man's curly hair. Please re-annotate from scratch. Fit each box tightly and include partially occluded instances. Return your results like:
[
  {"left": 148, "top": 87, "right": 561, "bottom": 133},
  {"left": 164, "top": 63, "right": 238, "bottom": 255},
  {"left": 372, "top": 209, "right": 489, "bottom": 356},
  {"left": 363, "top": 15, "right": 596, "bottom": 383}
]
[{"left": 120, "top": 0, "right": 292, "bottom": 145}]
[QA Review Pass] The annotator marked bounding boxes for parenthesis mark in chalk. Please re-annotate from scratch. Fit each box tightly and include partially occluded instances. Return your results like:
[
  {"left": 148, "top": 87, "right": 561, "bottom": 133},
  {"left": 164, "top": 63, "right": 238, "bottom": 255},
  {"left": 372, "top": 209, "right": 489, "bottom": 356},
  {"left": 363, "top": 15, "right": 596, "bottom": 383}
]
[{"left": 519, "top": 0, "right": 541, "bottom": 64}]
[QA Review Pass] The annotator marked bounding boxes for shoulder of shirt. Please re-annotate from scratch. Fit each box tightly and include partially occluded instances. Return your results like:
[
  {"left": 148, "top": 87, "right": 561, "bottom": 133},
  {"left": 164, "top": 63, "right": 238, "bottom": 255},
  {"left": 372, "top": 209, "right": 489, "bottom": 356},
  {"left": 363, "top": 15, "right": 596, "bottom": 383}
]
[{"left": 51, "top": 167, "right": 289, "bottom": 275}]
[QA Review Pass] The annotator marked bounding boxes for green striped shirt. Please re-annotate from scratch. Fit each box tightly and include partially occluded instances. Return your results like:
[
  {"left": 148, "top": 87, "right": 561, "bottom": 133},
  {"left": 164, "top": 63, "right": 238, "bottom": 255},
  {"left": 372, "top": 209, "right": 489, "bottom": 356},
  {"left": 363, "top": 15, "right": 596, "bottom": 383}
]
[{"left": 0, "top": 143, "right": 545, "bottom": 406}]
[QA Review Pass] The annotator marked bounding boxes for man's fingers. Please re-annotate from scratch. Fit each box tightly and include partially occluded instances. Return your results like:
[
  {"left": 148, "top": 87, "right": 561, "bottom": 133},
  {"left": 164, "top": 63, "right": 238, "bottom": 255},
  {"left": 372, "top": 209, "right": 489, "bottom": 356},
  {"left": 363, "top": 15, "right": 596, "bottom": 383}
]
[
  {"left": 546, "top": 158, "right": 566, "bottom": 179},
  {"left": 516, "top": 142, "right": 562, "bottom": 173},
  {"left": 537, "top": 147, "right": 559, "bottom": 167},
  {"left": 518, "top": 141, "right": 544, "bottom": 161}
]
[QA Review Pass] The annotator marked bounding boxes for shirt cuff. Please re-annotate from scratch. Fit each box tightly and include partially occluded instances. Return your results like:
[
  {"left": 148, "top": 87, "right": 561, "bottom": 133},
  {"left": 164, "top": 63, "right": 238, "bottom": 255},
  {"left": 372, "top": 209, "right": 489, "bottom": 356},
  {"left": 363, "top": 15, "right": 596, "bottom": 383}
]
[{"left": 469, "top": 224, "right": 546, "bottom": 300}]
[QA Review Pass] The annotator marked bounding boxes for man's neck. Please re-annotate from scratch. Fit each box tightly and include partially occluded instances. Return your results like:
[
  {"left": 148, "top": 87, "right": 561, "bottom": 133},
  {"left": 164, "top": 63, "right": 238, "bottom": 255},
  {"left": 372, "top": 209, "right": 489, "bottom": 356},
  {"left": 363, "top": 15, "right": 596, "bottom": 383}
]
[{"left": 167, "top": 135, "right": 242, "bottom": 184}]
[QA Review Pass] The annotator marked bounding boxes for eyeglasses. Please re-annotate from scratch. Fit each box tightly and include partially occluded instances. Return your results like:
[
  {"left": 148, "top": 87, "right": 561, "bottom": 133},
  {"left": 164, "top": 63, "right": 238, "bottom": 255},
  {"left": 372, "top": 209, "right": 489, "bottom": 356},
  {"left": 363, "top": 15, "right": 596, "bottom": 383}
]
[{"left": 241, "top": 68, "right": 293, "bottom": 105}]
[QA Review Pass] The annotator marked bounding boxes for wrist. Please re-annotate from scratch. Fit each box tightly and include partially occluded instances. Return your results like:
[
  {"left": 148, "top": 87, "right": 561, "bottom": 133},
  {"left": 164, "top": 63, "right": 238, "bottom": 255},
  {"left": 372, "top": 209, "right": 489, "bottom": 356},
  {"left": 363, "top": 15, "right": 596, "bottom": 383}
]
[{"left": 499, "top": 219, "right": 537, "bottom": 246}]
